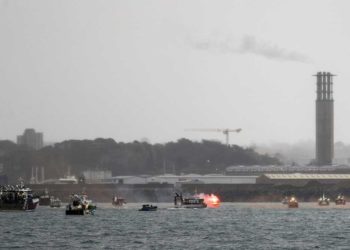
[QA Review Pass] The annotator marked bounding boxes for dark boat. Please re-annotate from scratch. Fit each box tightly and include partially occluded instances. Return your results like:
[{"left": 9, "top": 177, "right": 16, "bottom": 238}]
[
  {"left": 139, "top": 204, "right": 157, "bottom": 211},
  {"left": 335, "top": 194, "right": 346, "bottom": 205},
  {"left": 112, "top": 196, "right": 126, "bottom": 207},
  {"left": 39, "top": 189, "right": 51, "bottom": 206},
  {"left": 174, "top": 193, "right": 207, "bottom": 208},
  {"left": 65, "top": 194, "right": 96, "bottom": 215},
  {"left": 0, "top": 185, "right": 39, "bottom": 211}
]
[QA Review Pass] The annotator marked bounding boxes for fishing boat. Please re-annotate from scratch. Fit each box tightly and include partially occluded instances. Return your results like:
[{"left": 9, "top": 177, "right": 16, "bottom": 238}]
[
  {"left": 0, "top": 185, "right": 39, "bottom": 211},
  {"left": 139, "top": 204, "right": 157, "bottom": 211},
  {"left": 335, "top": 194, "right": 346, "bottom": 205},
  {"left": 112, "top": 195, "right": 126, "bottom": 207},
  {"left": 65, "top": 194, "right": 96, "bottom": 215},
  {"left": 281, "top": 196, "right": 289, "bottom": 205},
  {"left": 288, "top": 196, "right": 298, "bottom": 208},
  {"left": 318, "top": 193, "right": 330, "bottom": 206},
  {"left": 50, "top": 197, "right": 61, "bottom": 208},
  {"left": 39, "top": 189, "right": 51, "bottom": 206},
  {"left": 174, "top": 193, "right": 207, "bottom": 208}
]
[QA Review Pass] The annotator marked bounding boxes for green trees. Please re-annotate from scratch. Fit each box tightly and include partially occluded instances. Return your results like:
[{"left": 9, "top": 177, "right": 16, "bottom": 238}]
[{"left": 0, "top": 138, "right": 280, "bottom": 182}]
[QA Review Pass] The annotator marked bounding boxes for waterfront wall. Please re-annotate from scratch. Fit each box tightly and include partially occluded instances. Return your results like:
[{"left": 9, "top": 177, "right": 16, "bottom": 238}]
[{"left": 29, "top": 182, "right": 350, "bottom": 203}]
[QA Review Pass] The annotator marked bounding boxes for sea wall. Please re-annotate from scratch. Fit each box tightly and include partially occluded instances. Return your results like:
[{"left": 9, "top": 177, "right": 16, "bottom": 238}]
[{"left": 28, "top": 182, "right": 350, "bottom": 202}]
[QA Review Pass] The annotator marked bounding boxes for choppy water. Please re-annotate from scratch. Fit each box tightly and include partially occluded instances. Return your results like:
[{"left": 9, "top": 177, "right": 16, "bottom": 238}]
[{"left": 1, "top": 203, "right": 350, "bottom": 249}]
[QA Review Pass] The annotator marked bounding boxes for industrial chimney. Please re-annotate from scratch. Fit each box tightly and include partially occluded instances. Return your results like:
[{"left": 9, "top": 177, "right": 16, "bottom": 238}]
[{"left": 315, "top": 72, "right": 334, "bottom": 166}]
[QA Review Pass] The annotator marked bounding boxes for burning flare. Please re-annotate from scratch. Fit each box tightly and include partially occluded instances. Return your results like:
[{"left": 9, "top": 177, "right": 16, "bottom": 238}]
[{"left": 196, "top": 193, "right": 221, "bottom": 208}]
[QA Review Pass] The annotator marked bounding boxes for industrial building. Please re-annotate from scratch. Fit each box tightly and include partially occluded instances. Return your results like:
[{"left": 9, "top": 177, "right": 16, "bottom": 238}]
[
  {"left": 256, "top": 173, "right": 350, "bottom": 186},
  {"left": 83, "top": 170, "right": 112, "bottom": 183},
  {"left": 315, "top": 72, "right": 334, "bottom": 166},
  {"left": 86, "top": 174, "right": 257, "bottom": 185},
  {"left": 226, "top": 164, "right": 350, "bottom": 175}
]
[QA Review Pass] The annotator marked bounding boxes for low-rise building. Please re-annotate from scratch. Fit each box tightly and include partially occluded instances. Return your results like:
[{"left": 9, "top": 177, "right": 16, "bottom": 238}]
[
  {"left": 256, "top": 173, "right": 350, "bottom": 186},
  {"left": 83, "top": 170, "right": 112, "bottom": 183}
]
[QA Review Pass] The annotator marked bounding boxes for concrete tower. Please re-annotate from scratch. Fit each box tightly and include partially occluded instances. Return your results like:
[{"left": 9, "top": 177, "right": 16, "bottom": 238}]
[{"left": 315, "top": 72, "right": 334, "bottom": 166}]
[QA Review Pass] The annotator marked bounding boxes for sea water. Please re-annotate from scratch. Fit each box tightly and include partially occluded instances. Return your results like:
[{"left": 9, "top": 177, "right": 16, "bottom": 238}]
[{"left": 1, "top": 203, "right": 350, "bottom": 249}]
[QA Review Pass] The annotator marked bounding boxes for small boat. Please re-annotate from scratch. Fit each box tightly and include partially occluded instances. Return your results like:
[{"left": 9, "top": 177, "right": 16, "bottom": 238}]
[
  {"left": 112, "top": 195, "right": 126, "bottom": 207},
  {"left": 282, "top": 196, "right": 289, "bottom": 205},
  {"left": 335, "top": 194, "right": 346, "bottom": 205},
  {"left": 0, "top": 184, "right": 39, "bottom": 211},
  {"left": 65, "top": 194, "right": 96, "bottom": 215},
  {"left": 39, "top": 189, "right": 51, "bottom": 206},
  {"left": 288, "top": 196, "right": 298, "bottom": 208},
  {"left": 174, "top": 193, "right": 207, "bottom": 208},
  {"left": 50, "top": 197, "right": 61, "bottom": 208},
  {"left": 318, "top": 193, "right": 330, "bottom": 206},
  {"left": 139, "top": 204, "right": 157, "bottom": 211}
]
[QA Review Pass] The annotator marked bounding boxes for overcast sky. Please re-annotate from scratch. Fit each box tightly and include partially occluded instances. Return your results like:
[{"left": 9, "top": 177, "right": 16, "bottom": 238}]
[{"left": 1, "top": 0, "right": 350, "bottom": 146}]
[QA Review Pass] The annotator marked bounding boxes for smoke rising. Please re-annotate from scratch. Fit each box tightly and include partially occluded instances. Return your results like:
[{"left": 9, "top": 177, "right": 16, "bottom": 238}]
[{"left": 191, "top": 35, "right": 310, "bottom": 63}]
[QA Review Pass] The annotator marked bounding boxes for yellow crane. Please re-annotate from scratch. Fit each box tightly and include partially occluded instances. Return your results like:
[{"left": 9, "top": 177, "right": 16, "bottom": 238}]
[{"left": 185, "top": 128, "right": 242, "bottom": 146}]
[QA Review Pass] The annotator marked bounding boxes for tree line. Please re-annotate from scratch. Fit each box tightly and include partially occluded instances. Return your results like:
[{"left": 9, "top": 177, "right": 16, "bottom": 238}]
[{"left": 0, "top": 138, "right": 281, "bottom": 183}]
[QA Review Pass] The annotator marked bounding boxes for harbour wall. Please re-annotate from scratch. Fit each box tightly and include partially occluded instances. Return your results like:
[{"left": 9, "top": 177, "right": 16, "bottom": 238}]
[{"left": 29, "top": 182, "right": 350, "bottom": 202}]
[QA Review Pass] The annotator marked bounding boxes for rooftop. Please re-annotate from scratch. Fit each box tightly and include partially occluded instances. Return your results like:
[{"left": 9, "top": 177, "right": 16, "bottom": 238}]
[{"left": 263, "top": 173, "right": 350, "bottom": 179}]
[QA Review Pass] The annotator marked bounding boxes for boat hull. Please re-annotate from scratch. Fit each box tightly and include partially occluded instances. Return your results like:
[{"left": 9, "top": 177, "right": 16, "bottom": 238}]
[
  {"left": 138, "top": 208, "right": 157, "bottom": 211},
  {"left": 66, "top": 209, "right": 85, "bottom": 215},
  {"left": 318, "top": 201, "right": 330, "bottom": 206},
  {"left": 0, "top": 199, "right": 39, "bottom": 211},
  {"left": 288, "top": 203, "right": 298, "bottom": 208},
  {"left": 175, "top": 204, "right": 207, "bottom": 209},
  {"left": 39, "top": 197, "right": 50, "bottom": 206},
  {"left": 50, "top": 201, "right": 61, "bottom": 208},
  {"left": 335, "top": 200, "right": 346, "bottom": 205}
]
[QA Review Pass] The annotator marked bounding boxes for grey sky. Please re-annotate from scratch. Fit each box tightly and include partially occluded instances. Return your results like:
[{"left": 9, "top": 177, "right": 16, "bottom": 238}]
[{"left": 1, "top": 0, "right": 350, "bottom": 145}]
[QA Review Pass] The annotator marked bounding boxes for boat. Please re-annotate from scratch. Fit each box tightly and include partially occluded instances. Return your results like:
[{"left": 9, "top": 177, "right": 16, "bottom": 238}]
[
  {"left": 335, "top": 194, "right": 346, "bottom": 205},
  {"left": 50, "top": 197, "right": 61, "bottom": 208},
  {"left": 65, "top": 194, "right": 96, "bottom": 215},
  {"left": 39, "top": 189, "right": 51, "bottom": 206},
  {"left": 318, "top": 193, "right": 330, "bottom": 206},
  {"left": 58, "top": 176, "right": 78, "bottom": 184},
  {"left": 281, "top": 196, "right": 289, "bottom": 205},
  {"left": 174, "top": 193, "right": 207, "bottom": 208},
  {"left": 288, "top": 196, "right": 298, "bottom": 208},
  {"left": 0, "top": 185, "right": 39, "bottom": 211},
  {"left": 139, "top": 204, "right": 157, "bottom": 211},
  {"left": 112, "top": 195, "right": 126, "bottom": 207}
]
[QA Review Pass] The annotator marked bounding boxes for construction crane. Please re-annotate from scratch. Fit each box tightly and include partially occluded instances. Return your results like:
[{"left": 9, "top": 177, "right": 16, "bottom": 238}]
[{"left": 185, "top": 128, "right": 242, "bottom": 146}]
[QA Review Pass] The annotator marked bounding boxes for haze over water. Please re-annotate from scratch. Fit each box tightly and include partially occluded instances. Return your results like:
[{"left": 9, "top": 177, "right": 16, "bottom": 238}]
[{"left": 1, "top": 203, "right": 350, "bottom": 249}]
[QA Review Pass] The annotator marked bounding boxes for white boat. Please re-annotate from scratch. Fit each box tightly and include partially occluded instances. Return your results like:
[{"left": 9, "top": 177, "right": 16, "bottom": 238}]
[
  {"left": 318, "top": 193, "right": 330, "bottom": 206},
  {"left": 112, "top": 196, "right": 126, "bottom": 207},
  {"left": 50, "top": 197, "right": 61, "bottom": 208},
  {"left": 58, "top": 176, "right": 78, "bottom": 184},
  {"left": 174, "top": 193, "right": 207, "bottom": 208},
  {"left": 335, "top": 194, "right": 346, "bottom": 205},
  {"left": 281, "top": 196, "right": 289, "bottom": 205},
  {"left": 65, "top": 194, "right": 96, "bottom": 215}
]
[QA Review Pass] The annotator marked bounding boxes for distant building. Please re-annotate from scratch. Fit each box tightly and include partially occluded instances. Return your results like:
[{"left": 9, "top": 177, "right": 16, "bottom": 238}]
[
  {"left": 83, "top": 170, "right": 112, "bottom": 183},
  {"left": 106, "top": 174, "right": 256, "bottom": 185},
  {"left": 17, "top": 128, "right": 43, "bottom": 150},
  {"left": 256, "top": 173, "right": 350, "bottom": 186}
]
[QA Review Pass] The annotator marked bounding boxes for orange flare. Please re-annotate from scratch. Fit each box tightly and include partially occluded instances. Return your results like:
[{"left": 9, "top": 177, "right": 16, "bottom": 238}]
[{"left": 196, "top": 193, "right": 221, "bottom": 208}]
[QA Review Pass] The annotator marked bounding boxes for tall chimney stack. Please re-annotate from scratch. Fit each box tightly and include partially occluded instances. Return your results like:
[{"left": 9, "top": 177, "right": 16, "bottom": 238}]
[{"left": 315, "top": 71, "right": 334, "bottom": 165}]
